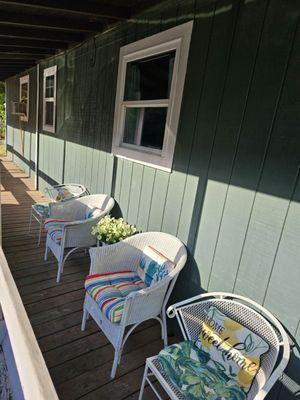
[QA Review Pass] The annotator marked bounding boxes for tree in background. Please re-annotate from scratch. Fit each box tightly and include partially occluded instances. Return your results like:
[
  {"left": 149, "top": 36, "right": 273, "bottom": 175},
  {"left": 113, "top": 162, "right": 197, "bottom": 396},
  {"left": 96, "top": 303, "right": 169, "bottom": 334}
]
[{"left": 0, "top": 82, "right": 5, "bottom": 139}]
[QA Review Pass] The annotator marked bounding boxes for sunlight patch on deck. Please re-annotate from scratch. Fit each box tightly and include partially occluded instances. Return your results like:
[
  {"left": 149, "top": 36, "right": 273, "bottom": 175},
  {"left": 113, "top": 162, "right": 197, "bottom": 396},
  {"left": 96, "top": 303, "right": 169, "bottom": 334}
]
[{"left": 1, "top": 192, "right": 19, "bottom": 205}]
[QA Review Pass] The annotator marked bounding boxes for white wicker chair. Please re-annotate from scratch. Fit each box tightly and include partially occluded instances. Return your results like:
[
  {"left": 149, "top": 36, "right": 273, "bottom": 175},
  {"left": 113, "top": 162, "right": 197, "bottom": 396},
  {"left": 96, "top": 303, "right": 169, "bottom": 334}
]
[
  {"left": 44, "top": 194, "right": 115, "bottom": 283},
  {"left": 139, "top": 292, "right": 290, "bottom": 400},
  {"left": 81, "top": 232, "right": 187, "bottom": 379},
  {"left": 29, "top": 183, "right": 89, "bottom": 246}
]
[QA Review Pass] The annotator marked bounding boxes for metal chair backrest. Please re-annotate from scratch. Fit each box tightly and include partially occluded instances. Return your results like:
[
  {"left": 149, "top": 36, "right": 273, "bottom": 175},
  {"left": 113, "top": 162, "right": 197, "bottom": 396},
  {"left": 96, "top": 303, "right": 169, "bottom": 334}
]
[
  {"left": 44, "top": 183, "right": 89, "bottom": 202},
  {"left": 167, "top": 292, "right": 290, "bottom": 400}
]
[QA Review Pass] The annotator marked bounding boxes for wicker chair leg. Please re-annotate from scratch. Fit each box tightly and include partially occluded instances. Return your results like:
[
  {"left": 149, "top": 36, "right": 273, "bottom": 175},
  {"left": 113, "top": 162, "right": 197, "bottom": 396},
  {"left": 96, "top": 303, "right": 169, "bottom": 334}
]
[
  {"left": 56, "top": 262, "right": 63, "bottom": 283},
  {"left": 111, "top": 348, "right": 121, "bottom": 379},
  {"left": 56, "top": 251, "right": 64, "bottom": 283},
  {"left": 81, "top": 308, "right": 89, "bottom": 331}
]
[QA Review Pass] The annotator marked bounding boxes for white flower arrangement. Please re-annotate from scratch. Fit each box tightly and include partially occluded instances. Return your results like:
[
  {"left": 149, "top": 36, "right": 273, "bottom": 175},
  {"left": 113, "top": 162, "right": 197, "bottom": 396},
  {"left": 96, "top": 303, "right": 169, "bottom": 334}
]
[{"left": 91, "top": 215, "right": 137, "bottom": 244}]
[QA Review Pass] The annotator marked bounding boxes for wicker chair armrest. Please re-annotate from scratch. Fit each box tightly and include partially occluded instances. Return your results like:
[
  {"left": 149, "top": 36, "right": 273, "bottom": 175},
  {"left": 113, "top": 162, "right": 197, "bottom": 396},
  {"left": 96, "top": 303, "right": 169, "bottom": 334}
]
[
  {"left": 62, "top": 217, "right": 103, "bottom": 248},
  {"left": 122, "top": 279, "right": 171, "bottom": 325},
  {"left": 127, "top": 279, "right": 170, "bottom": 299}
]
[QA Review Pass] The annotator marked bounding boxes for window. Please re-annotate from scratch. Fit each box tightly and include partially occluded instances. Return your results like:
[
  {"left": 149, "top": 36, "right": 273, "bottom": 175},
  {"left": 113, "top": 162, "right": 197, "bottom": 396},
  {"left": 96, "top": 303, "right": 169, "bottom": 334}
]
[
  {"left": 112, "top": 21, "right": 193, "bottom": 171},
  {"left": 43, "top": 65, "right": 57, "bottom": 133},
  {"left": 19, "top": 75, "right": 29, "bottom": 121}
]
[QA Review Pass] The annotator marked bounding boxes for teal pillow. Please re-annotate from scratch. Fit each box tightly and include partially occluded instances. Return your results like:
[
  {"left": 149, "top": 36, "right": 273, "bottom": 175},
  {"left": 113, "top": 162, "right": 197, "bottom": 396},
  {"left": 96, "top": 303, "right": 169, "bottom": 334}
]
[
  {"left": 85, "top": 206, "right": 103, "bottom": 219},
  {"left": 137, "top": 246, "right": 175, "bottom": 286}
]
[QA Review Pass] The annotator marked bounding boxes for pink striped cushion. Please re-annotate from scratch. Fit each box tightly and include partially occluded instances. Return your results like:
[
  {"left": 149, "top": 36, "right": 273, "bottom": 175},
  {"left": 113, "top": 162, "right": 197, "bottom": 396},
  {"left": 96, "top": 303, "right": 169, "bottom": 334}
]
[{"left": 85, "top": 271, "right": 147, "bottom": 323}]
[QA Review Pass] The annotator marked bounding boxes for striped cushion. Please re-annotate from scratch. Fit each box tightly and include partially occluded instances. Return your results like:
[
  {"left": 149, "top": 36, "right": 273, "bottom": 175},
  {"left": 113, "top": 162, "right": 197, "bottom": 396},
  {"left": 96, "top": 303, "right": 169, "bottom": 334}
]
[
  {"left": 85, "top": 271, "right": 147, "bottom": 323},
  {"left": 44, "top": 218, "right": 72, "bottom": 244},
  {"left": 48, "top": 228, "right": 63, "bottom": 244}
]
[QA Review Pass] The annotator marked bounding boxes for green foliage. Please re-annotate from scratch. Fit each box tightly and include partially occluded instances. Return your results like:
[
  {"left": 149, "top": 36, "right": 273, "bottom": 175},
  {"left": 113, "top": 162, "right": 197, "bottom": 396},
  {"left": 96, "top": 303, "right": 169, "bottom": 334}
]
[
  {"left": 91, "top": 216, "right": 137, "bottom": 244},
  {"left": 0, "top": 82, "right": 5, "bottom": 138}
]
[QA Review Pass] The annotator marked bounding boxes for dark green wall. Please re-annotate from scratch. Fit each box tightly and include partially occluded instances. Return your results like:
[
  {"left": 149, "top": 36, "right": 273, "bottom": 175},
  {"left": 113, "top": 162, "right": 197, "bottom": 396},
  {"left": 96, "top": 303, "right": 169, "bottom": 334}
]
[{"left": 6, "top": 0, "right": 300, "bottom": 398}]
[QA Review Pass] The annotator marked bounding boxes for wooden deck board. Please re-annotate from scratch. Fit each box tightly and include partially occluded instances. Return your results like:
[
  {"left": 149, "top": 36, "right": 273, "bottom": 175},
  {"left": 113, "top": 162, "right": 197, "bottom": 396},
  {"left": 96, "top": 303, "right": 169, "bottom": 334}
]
[{"left": 1, "top": 157, "right": 164, "bottom": 400}]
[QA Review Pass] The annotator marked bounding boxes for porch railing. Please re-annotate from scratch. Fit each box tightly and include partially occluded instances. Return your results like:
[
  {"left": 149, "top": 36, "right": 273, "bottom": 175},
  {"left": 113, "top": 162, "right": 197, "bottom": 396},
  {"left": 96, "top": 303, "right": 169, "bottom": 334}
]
[{"left": 0, "top": 246, "right": 58, "bottom": 399}]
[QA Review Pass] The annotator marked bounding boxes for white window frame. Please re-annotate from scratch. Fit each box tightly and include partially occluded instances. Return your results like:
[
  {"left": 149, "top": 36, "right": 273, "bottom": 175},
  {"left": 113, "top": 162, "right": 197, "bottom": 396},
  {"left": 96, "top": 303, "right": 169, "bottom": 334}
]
[
  {"left": 112, "top": 21, "right": 193, "bottom": 172},
  {"left": 19, "top": 75, "right": 29, "bottom": 122},
  {"left": 43, "top": 65, "right": 57, "bottom": 133}
]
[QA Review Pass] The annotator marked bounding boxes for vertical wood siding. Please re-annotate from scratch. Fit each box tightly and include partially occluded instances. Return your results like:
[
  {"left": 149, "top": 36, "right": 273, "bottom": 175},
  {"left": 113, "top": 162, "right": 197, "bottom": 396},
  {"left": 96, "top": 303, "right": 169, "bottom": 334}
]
[{"left": 5, "top": 0, "right": 300, "bottom": 397}]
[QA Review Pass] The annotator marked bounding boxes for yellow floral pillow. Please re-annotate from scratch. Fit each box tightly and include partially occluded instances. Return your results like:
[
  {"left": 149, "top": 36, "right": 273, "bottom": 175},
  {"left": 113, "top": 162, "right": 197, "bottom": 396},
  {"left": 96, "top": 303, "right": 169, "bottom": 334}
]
[{"left": 195, "top": 306, "right": 269, "bottom": 393}]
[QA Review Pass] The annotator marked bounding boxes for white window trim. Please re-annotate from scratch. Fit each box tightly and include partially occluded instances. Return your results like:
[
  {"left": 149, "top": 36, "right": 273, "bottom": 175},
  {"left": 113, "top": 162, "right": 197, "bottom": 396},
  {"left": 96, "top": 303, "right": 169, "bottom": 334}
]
[
  {"left": 112, "top": 21, "right": 193, "bottom": 172},
  {"left": 19, "top": 75, "right": 29, "bottom": 122},
  {"left": 43, "top": 65, "right": 57, "bottom": 133}
]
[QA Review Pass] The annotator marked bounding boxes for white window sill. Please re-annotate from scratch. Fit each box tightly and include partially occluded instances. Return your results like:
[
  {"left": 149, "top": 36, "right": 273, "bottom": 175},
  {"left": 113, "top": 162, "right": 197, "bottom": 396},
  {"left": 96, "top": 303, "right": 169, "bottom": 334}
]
[
  {"left": 43, "top": 125, "right": 55, "bottom": 133},
  {"left": 112, "top": 145, "right": 172, "bottom": 172}
]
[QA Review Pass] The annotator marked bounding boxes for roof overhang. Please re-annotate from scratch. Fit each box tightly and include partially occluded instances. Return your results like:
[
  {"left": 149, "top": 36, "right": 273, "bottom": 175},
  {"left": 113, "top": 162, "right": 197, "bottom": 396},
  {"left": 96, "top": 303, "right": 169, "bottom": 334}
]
[{"left": 0, "top": 0, "right": 159, "bottom": 81}]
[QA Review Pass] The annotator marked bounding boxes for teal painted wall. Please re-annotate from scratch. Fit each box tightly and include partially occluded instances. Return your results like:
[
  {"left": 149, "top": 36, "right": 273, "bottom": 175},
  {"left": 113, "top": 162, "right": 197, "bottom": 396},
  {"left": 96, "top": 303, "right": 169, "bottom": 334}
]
[{"left": 5, "top": 0, "right": 300, "bottom": 397}]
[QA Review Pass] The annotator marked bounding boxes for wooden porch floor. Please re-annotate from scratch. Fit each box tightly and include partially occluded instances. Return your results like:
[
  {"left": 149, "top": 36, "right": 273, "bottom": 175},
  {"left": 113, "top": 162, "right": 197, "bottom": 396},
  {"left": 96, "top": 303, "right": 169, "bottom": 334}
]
[{"left": 1, "top": 157, "right": 166, "bottom": 400}]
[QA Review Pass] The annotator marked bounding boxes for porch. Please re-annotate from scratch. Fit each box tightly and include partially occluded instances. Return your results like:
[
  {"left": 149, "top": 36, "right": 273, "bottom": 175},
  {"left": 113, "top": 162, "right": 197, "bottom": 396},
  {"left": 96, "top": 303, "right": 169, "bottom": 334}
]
[{"left": 1, "top": 156, "right": 166, "bottom": 400}]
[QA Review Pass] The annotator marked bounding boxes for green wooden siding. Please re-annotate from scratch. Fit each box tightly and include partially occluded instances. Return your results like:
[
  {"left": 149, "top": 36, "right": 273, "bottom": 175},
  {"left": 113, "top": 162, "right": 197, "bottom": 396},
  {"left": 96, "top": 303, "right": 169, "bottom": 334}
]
[{"left": 5, "top": 0, "right": 300, "bottom": 397}]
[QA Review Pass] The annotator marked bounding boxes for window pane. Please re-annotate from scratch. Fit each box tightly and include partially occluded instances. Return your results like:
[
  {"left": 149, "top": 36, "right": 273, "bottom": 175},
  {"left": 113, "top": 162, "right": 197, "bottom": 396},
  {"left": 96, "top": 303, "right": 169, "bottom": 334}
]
[
  {"left": 123, "top": 107, "right": 167, "bottom": 150},
  {"left": 21, "top": 83, "right": 28, "bottom": 103},
  {"left": 124, "top": 51, "right": 175, "bottom": 101},
  {"left": 45, "top": 101, "right": 54, "bottom": 126},
  {"left": 123, "top": 108, "right": 139, "bottom": 145},
  {"left": 141, "top": 108, "right": 167, "bottom": 149},
  {"left": 21, "top": 83, "right": 28, "bottom": 116},
  {"left": 45, "top": 75, "right": 54, "bottom": 98}
]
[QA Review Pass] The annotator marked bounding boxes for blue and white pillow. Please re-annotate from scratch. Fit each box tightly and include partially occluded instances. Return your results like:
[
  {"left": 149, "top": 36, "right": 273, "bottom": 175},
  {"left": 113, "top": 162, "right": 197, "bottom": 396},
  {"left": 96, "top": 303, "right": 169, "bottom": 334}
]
[
  {"left": 137, "top": 246, "right": 175, "bottom": 287},
  {"left": 85, "top": 205, "right": 103, "bottom": 219}
]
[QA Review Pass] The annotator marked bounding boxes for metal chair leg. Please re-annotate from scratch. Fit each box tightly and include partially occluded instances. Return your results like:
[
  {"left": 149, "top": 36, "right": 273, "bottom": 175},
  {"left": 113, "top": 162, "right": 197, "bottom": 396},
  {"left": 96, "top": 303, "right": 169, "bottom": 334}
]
[
  {"left": 28, "top": 210, "right": 33, "bottom": 233},
  {"left": 138, "top": 365, "right": 149, "bottom": 400},
  {"left": 38, "top": 220, "right": 42, "bottom": 246},
  {"left": 162, "top": 312, "right": 168, "bottom": 347}
]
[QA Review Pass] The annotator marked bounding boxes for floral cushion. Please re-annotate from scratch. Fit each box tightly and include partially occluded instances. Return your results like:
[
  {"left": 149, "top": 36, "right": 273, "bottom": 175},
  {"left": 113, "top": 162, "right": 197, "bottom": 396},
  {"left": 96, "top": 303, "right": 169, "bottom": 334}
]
[
  {"left": 32, "top": 203, "right": 50, "bottom": 218},
  {"left": 158, "top": 341, "right": 247, "bottom": 400},
  {"left": 85, "top": 271, "right": 147, "bottom": 323},
  {"left": 195, "top": 306, "right": 269, "bottom": 394},
  {"left": 55, "top": 188, "right": 72, "bottom": 201},
  {"left": 137, "top": 246, "right": 175, "bottom": 287}
]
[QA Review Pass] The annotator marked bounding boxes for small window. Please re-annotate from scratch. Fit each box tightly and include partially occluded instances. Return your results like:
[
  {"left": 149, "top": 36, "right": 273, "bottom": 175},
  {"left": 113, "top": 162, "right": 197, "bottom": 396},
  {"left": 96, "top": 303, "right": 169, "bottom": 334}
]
[
  {"left": 19, "top": 75, "right": 29, "bottom": 121},
  {"left": 43, "top": 65, "right": 57, "bottom": 133},
  {"left": 112, "top": 21, "right": 193, "bottom": 171}
]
